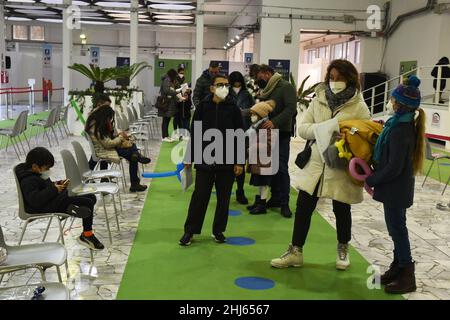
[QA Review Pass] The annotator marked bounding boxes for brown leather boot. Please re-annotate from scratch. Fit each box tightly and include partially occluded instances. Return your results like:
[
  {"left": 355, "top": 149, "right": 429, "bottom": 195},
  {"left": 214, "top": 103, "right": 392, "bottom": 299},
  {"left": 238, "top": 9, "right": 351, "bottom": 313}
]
[
  {"left": 380, "top": 261, "right": 400, "bottom": 285},
  {"left": 385, "top": 262, "right": 417, "bottom": 294}
]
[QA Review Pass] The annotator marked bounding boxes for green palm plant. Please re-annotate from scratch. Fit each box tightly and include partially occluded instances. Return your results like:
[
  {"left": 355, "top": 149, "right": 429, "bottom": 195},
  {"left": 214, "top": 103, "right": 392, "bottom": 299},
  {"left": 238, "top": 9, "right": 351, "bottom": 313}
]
[
  {"left": 68, "top": 63, "right": 119, "bottom": 93},
  {"left": 290, "top": 73, "right": 320, "bottom": 109},
  {"left": 116, "top": 62, "right": 152, "bottom": 87}
]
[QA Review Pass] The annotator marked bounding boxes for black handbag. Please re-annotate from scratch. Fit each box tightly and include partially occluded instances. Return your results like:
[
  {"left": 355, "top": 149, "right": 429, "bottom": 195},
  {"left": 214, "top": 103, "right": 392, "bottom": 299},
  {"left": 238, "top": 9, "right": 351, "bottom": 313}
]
[
  {"left": 295, "top": 140, "right": 314, "bottom": 169},
  {"left": 155, "top": 95, "right": 170, "bottom": 113}
]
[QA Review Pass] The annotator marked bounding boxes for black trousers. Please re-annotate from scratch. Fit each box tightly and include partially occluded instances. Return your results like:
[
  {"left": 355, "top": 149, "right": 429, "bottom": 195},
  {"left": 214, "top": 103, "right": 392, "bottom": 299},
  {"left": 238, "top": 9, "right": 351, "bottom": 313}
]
[
  {"left": 270, "top": 133, "right": 291, "bottom": 206},
  {"left": 184, "top": 169, "right": 235, "bottom": 235},
  {"left": 292, "top": 183, "right": 352, "bottom": 247},
  {"left": 235, "top": 170, "right": 245, "bottom": 193},
  {"left": 88, "top": 157, "right": 108, "bottom": 171},
  {"left": 162, "top": 116, "right": 172, "bottom": 138},
  {"left": 56, "top": 194, "right": 96, "bottom": 232}
]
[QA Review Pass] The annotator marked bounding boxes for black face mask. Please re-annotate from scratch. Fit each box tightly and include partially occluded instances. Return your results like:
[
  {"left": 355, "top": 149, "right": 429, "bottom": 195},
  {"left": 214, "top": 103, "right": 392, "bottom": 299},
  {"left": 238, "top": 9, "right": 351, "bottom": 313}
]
[{"left": 256, "top": 79, "right": 267, "bottom": 89}]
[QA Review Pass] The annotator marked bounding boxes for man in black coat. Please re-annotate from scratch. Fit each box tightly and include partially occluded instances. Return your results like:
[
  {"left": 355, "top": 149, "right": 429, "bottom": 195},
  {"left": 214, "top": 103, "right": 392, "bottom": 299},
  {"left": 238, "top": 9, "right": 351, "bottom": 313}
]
[
  {"left": 192, "top": 61, "right": 221, "bottom": 107},
  {"left": 180, "top": 75, "right": 245, "bottom": 246}
]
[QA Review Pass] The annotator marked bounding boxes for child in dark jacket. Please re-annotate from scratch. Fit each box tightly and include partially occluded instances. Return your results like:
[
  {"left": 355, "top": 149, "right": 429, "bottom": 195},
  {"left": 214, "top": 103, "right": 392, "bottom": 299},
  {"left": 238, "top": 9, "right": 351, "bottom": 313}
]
[
  {"left": 246, "top": 100, "right": 275, "bottom": 215},
  {"left": 15, "top": 147, "right": 104, "bottom": 250},
  {"left": 366, "top": 76, "right": 425, "bottom": 294}
]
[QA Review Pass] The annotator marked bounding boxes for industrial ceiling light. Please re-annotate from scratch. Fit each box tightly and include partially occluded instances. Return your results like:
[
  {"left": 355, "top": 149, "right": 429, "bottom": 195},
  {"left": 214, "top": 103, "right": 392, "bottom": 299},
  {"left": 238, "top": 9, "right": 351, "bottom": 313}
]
[
  {"left": 230, "top": 39, "right": 235, "bottom": 43},
  {"left": 36, "top": 18, "right": 63, "bottom": 23},
  {"left": 223, "top": 46, "right": 227, "bottom": 50},
  {"left": 15, "top": 10, "right": 58, "bottom": 15},
  {"left": 151, "top": 11, "right": 192, "bottom": 16},
  {"left": 149, "top": 4, "right": 195, "bottom": 10},
  {"left": 235, "top": 35, "right": 240, "bottom": 40},
  {"left": 97, "top": 2, "right": 133, "bottom": 8},
  {"left": 81, "top": 20, "right": 114, "bottom": 25},
  {"left": 155, "top": 19, "right": 192, "bottom": 24},
  {"left": 41, "top": 0, "right": 89, "bottom": 5},
  {"left": 6, "top": 17, "right": 33, "bottom": 21},
  {"left": 153, "top": 15, "right": 194, "bottom": 20},
  {"left": 7, "top": 0, "right": 35, "bottom": 2}
]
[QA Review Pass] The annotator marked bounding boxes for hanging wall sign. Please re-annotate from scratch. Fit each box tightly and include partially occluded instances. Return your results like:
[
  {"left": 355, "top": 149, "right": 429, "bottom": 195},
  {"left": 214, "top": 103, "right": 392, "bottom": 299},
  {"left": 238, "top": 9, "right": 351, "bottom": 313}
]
[
  {"left": 90, "top": 47, "right": 100, "bottom": 66},
  {"left": 116, "top": 57, "right": 130, "bottom": 87},
  {"left": 269, "top": 59, "right": 291, "bottom": 81},
  {"left": 244, "top": 53, "right": 253, "bottom": 64},
  {"left": 154, "top": 58, "right": 192, "bottom": 87},
  {"left": 42, "top": 44, "right": 53, "bottom": 102}
]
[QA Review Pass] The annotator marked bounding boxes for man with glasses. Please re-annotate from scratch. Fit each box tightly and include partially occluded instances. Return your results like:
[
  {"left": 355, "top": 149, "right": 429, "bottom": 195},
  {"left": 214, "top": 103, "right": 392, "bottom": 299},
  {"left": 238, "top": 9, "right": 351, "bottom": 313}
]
[
  {"left": 193, "top": 61, "right": 221, "bottom": 107},
  {"left": 180, "top": 75, "right": 245, "bottom": 246}
]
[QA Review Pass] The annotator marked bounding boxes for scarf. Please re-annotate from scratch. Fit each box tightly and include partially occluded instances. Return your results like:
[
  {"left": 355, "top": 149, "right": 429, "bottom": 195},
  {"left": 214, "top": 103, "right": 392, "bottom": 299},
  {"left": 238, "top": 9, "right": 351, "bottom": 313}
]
[
  {"left": 259, "top": 73, "right": 283, "bottom": 100},
  {"left": 373, "top": 112, "right": 415, "bottom": 163},
  {"left": 325, "top": 85, "right": 357, "bottom": 112}
]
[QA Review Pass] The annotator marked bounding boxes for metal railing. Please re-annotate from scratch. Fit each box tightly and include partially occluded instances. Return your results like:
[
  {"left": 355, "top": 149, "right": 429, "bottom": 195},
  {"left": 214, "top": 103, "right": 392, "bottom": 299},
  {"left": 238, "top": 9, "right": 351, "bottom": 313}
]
[{"left": 362, "top": 65, "right": 450, "bottom": 117}]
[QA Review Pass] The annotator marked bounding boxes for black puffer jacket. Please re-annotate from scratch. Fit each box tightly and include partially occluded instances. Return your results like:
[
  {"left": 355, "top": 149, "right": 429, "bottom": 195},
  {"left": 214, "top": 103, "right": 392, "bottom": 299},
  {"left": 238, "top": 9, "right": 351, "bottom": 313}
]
[
  {"left": 193, "top": 69, "right": 213, "bottom": 107},
  {"left": 15, "top": 163, "right": 67, "bottom": 214},
  {"left": 186, "top": 94, "right": 244, "bottom": 171},
  {"left": 366, "top": 122, "right": 416, "bottom": 208}
]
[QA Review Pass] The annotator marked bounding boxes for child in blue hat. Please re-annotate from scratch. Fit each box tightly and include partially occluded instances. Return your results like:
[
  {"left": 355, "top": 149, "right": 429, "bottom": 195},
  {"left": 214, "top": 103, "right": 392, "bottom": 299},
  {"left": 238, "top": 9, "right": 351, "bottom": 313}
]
[{"left": 366, "top": 75, "right": 425, "bottom": 294}]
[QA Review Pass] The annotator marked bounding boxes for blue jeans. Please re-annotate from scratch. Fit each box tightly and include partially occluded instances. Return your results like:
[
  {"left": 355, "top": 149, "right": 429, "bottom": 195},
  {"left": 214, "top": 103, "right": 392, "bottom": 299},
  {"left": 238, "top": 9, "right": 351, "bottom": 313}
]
[
  {"left": 383, "top": 205, "right": 413, "bottom": 266},
  {"left": 116, "top": 144, "right": 139, "bottom": 184},
  {"left": 270, "top": 133, "right": 291, "bottom": 206}
]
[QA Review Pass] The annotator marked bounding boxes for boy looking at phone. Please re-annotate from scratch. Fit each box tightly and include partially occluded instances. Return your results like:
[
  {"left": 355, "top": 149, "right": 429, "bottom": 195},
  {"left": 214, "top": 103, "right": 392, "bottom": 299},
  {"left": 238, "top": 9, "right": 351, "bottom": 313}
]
[{"left": 15, "top": 147, "right": 104, "bottom": 250}]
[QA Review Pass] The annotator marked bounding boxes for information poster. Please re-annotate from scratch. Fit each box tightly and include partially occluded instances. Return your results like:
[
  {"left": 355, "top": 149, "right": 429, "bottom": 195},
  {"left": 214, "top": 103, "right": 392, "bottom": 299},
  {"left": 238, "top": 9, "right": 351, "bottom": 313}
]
[
  {"left": 154, "top": 58, "right": 192, "bottom": 86},
  {"left": 90, "top": 47, "right": 100, "bottom": 66},
  {"left": 399, "top": 61, "right": 417, "bottom": 82},
  {"left": 269, "top": 59, "right": 291, "bottom": 81},
  {"left": 211, "top": 60, "right": 230, "bottom": 76},
  {"left": 116, "top": 57, "right": 130, "bottom": 87}
]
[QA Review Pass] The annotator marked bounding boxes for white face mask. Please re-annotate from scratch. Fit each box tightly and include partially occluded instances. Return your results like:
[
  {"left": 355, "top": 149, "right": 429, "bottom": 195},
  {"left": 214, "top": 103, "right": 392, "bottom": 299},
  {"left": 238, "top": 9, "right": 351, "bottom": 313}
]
[
  {"left": 233, "top": 87, "right": 241, "bottom": 95},
  {"left": 251, "top": 115, "right": 259, "bottom": 123},
  {"left": 386, "top": 100, "right": 395, "bottom": 115},
  {"left": 179, "top": 74, "right": 184, "bottom": 79},
  {"left": 329, "top": 81, "right": 347, "bottom": 94},
  {"left": 215, "top": 87, "right": 229, "bottom": 100},
  {"left": 40, "top": 170, "right": 51, "bottom": 180}
]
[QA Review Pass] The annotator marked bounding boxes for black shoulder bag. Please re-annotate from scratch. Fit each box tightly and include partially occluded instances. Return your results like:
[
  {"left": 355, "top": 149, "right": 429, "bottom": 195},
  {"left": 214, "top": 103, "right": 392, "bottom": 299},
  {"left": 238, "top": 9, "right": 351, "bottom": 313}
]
[{"left": 295, "top": 140, "right": 315, "bottom": 169}]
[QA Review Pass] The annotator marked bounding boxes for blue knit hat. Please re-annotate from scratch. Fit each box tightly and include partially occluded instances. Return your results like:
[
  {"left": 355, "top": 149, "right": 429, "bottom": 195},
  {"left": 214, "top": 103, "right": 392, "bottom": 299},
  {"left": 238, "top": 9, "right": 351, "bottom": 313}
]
[{"left": 391, "top": 75, "right": 422, "bottom": 108}]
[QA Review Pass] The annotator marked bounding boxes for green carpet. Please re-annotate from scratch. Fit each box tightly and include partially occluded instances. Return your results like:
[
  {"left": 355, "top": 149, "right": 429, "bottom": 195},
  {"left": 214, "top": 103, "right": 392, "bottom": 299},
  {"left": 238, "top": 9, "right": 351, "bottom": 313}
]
[
  {"left": 0, "top": 111, "right": 51, "bottom": 149},
  {"left": 117, "top": 141, "right": 402, "bottom": 300}
]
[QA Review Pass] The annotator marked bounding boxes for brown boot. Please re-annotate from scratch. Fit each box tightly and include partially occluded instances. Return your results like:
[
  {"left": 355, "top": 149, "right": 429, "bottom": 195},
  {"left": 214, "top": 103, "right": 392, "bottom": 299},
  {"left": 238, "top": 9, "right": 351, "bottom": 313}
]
[
  {"left": 380, "top": 261, "right": 400, "bottom": 285},
  {"left": 385, "top": 262, "right": 417, "bottom": 294}
]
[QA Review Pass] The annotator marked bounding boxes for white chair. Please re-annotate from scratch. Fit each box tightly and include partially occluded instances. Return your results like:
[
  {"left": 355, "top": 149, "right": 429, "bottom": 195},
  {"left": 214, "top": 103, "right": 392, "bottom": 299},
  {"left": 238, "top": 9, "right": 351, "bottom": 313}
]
[
  {"left": 0, "top": 224, "right": 67, "bottom": 284},
  {"left": 60, "top": 149, "right": 121, "bottom": 244},
  {"left": 30, "top": 108, "right": 60, "bottom": 147},
  {"left": 0, "top": 282, "right": 70, "bottom": 300},
  {"left": 422, "top": 138, "right": 450, "bottom": 187},
  {"left": 0, "top": 111, "right": 29, "bottom": 160}
]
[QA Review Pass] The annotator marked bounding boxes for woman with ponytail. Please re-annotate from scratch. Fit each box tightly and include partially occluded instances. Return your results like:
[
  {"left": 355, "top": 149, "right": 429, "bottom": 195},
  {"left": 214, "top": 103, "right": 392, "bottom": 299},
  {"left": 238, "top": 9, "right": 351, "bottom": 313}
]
[{"left": 366, "top": 75, "right": 425, "bottom": 294}]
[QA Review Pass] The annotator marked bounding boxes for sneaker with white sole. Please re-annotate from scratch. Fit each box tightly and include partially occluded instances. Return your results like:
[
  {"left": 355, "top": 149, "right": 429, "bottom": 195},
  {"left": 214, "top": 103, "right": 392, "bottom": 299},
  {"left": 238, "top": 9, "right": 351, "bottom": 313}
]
[
  {"left": 270, "top": 244, "right": 303, "bottom": 268},
  {"left": 336, "top": 243, "right": 350, "bottom": 270},
  {"left": 162, "top": 137, "right": 174, "bottom": 143},
  {"left": 78, "top": 233, "right": 105, "bottom": 251}
]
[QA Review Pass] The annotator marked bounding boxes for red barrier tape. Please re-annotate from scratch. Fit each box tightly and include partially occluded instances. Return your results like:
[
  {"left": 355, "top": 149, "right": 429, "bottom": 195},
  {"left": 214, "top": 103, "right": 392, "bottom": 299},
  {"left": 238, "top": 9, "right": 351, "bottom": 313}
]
[{"left": 0, "top": 87, "right": 64, "bottom": 94}]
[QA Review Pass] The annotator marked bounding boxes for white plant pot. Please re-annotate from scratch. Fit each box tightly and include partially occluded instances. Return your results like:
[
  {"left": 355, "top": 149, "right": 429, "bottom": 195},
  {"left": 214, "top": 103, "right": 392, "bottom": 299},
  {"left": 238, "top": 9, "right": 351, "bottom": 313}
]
[{"left": 68, "top": 95, "right": 92, "bottom": 136}]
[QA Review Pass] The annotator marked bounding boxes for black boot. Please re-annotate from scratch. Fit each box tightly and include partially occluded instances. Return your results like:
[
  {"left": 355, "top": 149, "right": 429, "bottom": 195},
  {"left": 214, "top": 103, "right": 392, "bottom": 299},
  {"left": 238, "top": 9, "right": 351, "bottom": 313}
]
[
  {"left": 130, "top": 181, "right": 148, "bottom": 192},
  {"left": 379, "top": 261, "right": 400, "bottom": 285},
  {"left": 250, "top": 199, "right": 267, "bottom": 215},
  {"left": 280, "top": 205, "right": 292, "bottom": 218},
  {"left": 385, "top": 262, "right": 417, "bottom": 294},
  {"left": 236, "top": 189, "right": 249, "bottom": 205},
  {"left": 247, "top": 195, "right": 261, "bottom": 210}
]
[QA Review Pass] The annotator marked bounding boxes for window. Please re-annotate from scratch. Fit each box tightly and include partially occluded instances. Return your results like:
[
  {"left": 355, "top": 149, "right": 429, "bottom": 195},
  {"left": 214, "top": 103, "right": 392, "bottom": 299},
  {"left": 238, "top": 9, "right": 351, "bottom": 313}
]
[
  {"left": 318, "top": 46, "right": 328, "bottom": 59},
  {"left": 30, "top": 26, "right": 45, "bottom": 41},
  {"left": 331, "top": 43, "right": 343, "bottom": 60},
  {"left": 306, "top": 49, "right": 317, "bottom": 64},
  {"left": 13, "top": 25, "right": 28, "bottom": 40}
]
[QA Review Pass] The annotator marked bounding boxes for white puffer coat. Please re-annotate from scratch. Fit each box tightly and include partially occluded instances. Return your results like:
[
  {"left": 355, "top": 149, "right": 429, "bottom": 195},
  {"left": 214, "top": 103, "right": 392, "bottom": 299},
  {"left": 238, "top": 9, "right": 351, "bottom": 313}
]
[{"left": 296, "top": 83, "right": 371, "bottom": 205}]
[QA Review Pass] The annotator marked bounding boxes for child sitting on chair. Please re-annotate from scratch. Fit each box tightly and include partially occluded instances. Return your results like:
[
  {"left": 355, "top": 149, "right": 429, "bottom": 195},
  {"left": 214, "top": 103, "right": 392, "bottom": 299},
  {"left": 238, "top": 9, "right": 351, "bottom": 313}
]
[
  {"left": 15, "top": 147, "right": 104, "bottom": 250},
  {"left": 246, "top": 100, "right": 276, "bottom": 215}
]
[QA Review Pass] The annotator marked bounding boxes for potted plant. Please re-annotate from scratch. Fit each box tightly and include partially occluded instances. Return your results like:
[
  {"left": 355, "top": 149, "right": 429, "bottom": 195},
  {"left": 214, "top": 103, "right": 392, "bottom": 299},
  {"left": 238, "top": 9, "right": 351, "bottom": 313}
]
[
  {"left": 290, "top": 73, "right": 320, "bottom": 112},
  {"left": 115, "top": 62, "right": 152, "bottom": 90}
]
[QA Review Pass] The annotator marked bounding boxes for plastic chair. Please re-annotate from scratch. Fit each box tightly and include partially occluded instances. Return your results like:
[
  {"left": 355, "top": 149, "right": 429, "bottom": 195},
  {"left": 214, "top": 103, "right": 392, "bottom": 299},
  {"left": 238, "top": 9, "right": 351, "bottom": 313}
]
[
  {"left": 30, "top": 108, "right": 59, "bottom": 147},
  {"left": 71, "top": 140, "right": 124, "bottom": 215},
  {"left": 84, "top": 131, "right": 128, "bottom": 190},
  {"left": 422, "top": 138, "right": 450, "bottom": 187},
  {"left": 0, "top": 111, "right": 29, "bottom": 160},
  {"left": 0, "top": 282, "right": 70, "bottom": 300},
  {"left": 60, "top": 149, "right": 121, "bottom": 244},
  {"left": 13, "top": 165, "right": 70, "bottom": 247},
  {"left": 0, "top": 224, "right": 67, "bottom": 284},
  {"left": 60, "top": 106, "right": 70, "bottom": 137}
]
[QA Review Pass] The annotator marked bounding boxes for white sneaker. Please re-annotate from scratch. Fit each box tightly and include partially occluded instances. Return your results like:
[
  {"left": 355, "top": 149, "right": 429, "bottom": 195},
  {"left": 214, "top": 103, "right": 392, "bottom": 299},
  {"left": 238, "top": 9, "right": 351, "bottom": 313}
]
[
  {"left": 336, "top": 243, "right": 350, "bottom": 270},
  {"left": 162, "top": 137, "right": 174, "bottom": 143},
  {"left": 270, "top": 244, "right": 303, "bottom": 268}
]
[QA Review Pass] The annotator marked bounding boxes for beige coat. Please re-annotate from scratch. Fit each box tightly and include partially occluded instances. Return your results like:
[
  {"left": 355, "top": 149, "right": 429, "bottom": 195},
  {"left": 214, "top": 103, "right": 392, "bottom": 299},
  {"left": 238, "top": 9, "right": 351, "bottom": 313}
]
[
  {"left": 88, "top": 125, "right": 125, "bottom": 164},
  {"left": 296, "top": 83, "right": 371, "bottom": 204}
]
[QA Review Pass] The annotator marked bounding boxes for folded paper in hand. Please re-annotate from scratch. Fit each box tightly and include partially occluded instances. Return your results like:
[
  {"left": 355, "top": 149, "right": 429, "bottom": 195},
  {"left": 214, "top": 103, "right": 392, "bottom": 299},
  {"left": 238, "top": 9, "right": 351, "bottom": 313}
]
[
  {"left": 313, "top": 118, "right": 340, "bottom": 163},
  {"left": 180, "top": 166, "right": 193, "bottom": 191}
]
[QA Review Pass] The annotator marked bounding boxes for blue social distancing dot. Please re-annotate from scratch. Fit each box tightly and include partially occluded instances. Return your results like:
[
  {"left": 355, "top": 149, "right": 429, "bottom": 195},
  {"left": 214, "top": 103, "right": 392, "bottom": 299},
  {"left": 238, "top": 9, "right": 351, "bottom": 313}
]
[
  {"left": 439, "top": 163, "right": 450, "bottom": 166},
  {"left": 226, "top": 237, "right": 255, "bottom": 246},
  {"left": 228, "top": 210, "right": 242, "bottom": 216},
  {"left": 235, "top": 277, "right": 275, "bottom": 290}
]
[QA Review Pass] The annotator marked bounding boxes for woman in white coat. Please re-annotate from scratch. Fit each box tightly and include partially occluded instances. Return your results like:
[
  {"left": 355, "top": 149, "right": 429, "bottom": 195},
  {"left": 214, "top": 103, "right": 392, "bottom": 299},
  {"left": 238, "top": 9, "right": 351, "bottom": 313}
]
[{"left": 271, "top": 60, "right": 370, "bottom": 271}]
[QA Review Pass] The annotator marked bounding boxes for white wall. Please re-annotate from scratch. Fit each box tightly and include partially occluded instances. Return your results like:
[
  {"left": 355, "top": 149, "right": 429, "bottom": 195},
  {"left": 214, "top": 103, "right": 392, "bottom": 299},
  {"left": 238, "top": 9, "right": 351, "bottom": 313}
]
[{"left": 5, "top": 23, "right": 228, "bottom": 104}]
